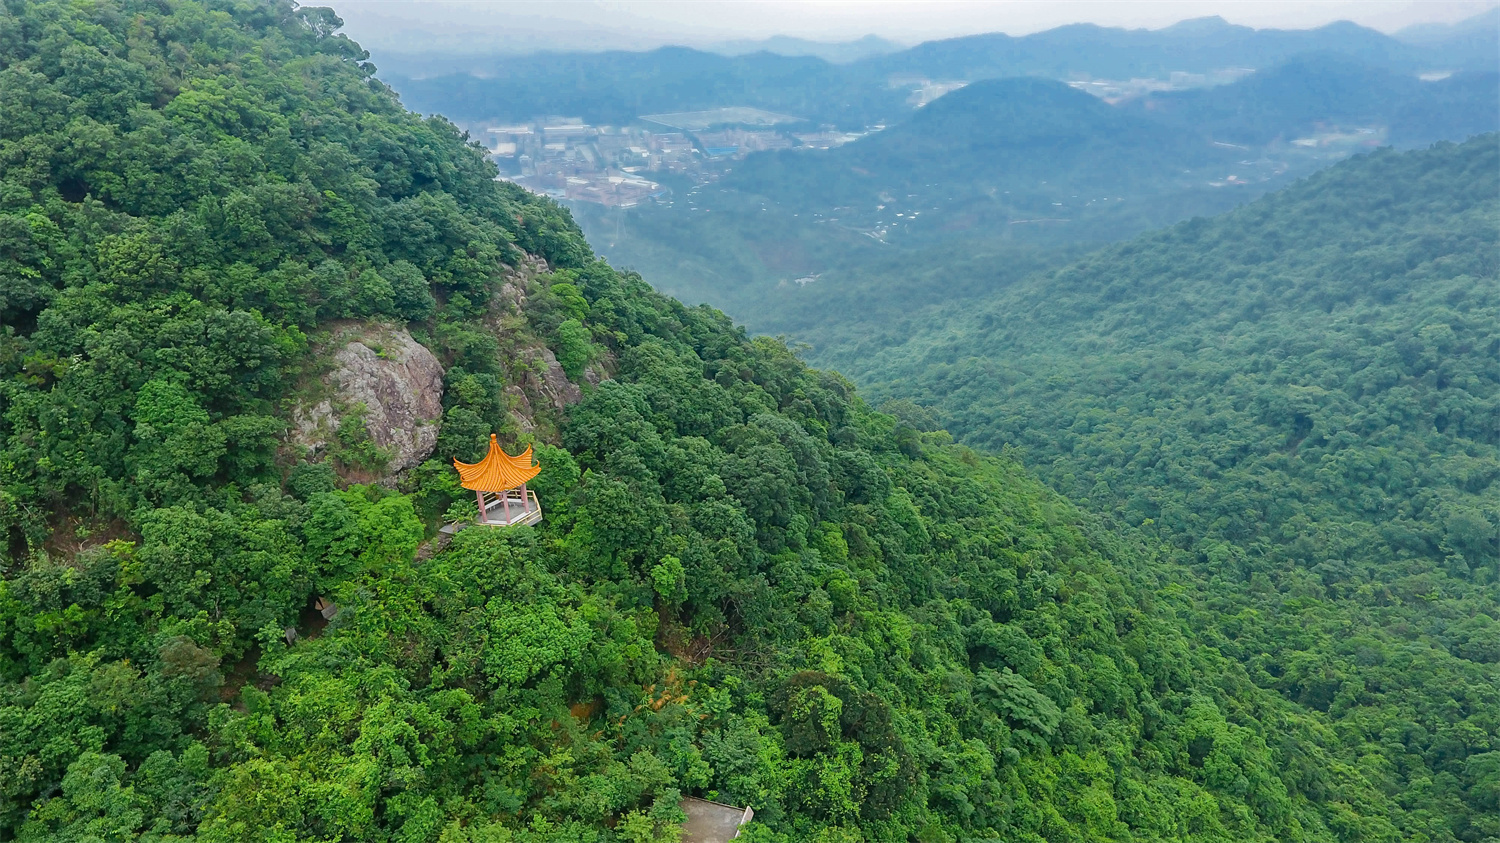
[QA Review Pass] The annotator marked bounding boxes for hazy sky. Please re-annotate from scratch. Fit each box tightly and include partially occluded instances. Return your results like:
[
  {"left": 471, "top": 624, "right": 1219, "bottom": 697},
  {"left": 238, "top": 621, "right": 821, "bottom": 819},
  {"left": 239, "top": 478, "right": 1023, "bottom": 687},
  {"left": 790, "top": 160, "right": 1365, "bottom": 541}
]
[{"left": 333, "top": 0, "right": 1499, "bottom": 52}]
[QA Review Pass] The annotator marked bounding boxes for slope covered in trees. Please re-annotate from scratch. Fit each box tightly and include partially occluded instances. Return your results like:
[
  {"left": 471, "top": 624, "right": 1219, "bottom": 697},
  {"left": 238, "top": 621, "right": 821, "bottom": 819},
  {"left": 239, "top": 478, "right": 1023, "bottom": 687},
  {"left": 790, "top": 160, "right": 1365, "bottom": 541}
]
[
  {"left": 850, "top": 136, "right": 1500, "bottom": 842},
  {"left": 0, "top": 1, "right": 1452, "bottom": 840}
]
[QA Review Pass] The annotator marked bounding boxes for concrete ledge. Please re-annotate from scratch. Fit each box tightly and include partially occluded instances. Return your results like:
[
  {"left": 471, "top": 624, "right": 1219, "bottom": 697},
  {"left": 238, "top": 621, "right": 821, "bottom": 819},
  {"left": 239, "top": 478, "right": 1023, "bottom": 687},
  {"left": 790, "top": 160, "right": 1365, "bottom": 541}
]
[{"left": 681, "top": 796, "right": 752, "bottom": 842}]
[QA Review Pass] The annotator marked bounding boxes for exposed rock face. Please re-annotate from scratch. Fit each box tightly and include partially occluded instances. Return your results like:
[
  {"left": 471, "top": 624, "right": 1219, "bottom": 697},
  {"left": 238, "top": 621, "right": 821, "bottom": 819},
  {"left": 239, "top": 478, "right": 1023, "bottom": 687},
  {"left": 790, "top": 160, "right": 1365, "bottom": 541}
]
[
  {"left": 496, "top": 254, "right": 549, "bottom": 314},
  {"left": 504, "top": 385, "right": 537, "bottom": 434},
  {"left": 292, "top": 324, "right": 445, "bottom": 477},
  {"left": 528, "top": 346, "right": 583, "bottom": 410},
  {"left": 334, "top": 334, "right": 444, "bottom": 471}
]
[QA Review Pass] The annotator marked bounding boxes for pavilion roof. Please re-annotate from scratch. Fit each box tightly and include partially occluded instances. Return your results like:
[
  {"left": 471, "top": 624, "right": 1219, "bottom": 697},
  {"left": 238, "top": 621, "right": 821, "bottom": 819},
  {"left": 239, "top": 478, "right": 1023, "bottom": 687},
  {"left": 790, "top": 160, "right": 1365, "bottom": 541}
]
[{"left": 453, "top": 435, "right": 541, "bottom": 492}]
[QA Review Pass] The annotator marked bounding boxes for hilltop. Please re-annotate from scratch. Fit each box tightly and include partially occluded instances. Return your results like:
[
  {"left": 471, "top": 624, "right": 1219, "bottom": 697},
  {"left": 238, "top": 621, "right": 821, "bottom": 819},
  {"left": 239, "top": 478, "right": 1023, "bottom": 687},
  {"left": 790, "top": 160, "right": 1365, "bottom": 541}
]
[
  {"left": 0, "top": 1, "right": 1435, "bottom": 840},
  {"left": 730, "top": 76, "right": 1232, "bottom": 220},
  {"left": 705, "top": 34, "right": 903, "bottom": 63}
]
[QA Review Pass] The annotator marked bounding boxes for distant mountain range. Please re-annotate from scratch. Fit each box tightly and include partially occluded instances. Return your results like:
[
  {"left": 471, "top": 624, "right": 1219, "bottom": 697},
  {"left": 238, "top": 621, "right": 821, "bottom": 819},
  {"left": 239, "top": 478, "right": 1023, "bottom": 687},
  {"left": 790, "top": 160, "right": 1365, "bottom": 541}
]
[
  {"left": 1394, "top": 6, "right": 1500, "bottom": 69},
  {"left": 387, "top": 47, "right": 906, "bottom": 130},
  {"left": 384, "top": 9, "right": 1498, "bottom": 128},
  {"left": 705, "top": 34, "right": 903, "bottom": 64},
  {"left": 864, "top": 17, "right": 1431, "bottom": 82},
  {"left": 1120, "top": 53, "right": 1500, "bottom": 147}
]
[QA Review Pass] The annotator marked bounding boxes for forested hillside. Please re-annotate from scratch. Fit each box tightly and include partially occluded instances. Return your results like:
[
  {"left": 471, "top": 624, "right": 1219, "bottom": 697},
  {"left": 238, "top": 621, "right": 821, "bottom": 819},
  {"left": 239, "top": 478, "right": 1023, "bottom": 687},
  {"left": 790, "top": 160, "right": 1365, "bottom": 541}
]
[
  {"left": 0, "top": 1, "right": 1457, "bottom": 840},
  {"left": 853, "top": 136, "right": 1500, "bottom": 842}
]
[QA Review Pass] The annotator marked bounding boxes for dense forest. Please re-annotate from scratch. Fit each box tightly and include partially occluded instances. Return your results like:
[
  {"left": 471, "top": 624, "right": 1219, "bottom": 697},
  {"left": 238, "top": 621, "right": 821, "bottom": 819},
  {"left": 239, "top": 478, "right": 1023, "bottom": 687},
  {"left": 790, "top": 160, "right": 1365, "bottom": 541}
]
[
  {"left": 846, "top": 136, "right": 1500, "bottom": 842},
  {"left": 0, "top": 1, "right": 1481, "bottom": 841}
]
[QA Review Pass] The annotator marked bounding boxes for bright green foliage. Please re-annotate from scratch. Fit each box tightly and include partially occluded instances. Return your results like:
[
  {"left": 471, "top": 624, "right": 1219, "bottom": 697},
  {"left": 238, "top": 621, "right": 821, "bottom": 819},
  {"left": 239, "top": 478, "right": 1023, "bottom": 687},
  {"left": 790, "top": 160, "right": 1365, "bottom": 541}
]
[
  {"left": 854, "top": 135, "right": 1500, "bottom": 841},
  {"left": 0, "top": 0, "right": 583, "bottom": 535},
  {"left": 555, "top": 318, "right": 595, "bottom": 380},
  {"left": 0, "top": 0, "right": 1466, "bottom": 840}
]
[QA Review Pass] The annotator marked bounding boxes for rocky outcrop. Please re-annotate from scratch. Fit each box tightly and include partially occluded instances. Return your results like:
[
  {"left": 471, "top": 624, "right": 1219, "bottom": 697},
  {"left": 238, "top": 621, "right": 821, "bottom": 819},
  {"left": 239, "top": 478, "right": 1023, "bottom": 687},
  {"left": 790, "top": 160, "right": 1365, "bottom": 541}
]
[
  {"left": 504, "top": 385, "right": 537, "bottom": 434},
  {"left": 527, "top": 346, "right": 583, "bottom": 410},
  {"left": 496, "top": 254, "right": 550, "bottom": 314},
  {"left": 292, "top": 324, "right": 445, "bottom": 477},
  {"left": 489, "top": 252, "right": 618, "bottom": 433}
]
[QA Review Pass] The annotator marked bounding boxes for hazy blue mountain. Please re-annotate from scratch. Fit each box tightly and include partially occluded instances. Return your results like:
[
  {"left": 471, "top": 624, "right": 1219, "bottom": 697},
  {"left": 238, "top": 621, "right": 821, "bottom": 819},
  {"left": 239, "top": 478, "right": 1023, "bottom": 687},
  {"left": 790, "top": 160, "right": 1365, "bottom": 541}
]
[
  {"left": 377, "top": 16, "right": 1474, "bottom": 129},
  {"left": 1121, "top": 53, "right": 1500, "bottom": 146},
  {"left": 387, "top": 46, "right": 898, "bottom": 128},
  {"left": 727, "top": 77, "right": 1238, "bottom": 226},
  {"left": 1394, "top": 6, "right": 1496, "bottom": 43},
  {"left": 1391, "top": 71, "right": 1500, "bottom": 146},
  {"left": 706, "top": 34, "right": 903, "bottom": 63},
  {"left": 1395, "top": 7, "right": 1499, "bottom": 70},
  {"left": 860, "top": 17, "right": 1437, "bottom": 82}
]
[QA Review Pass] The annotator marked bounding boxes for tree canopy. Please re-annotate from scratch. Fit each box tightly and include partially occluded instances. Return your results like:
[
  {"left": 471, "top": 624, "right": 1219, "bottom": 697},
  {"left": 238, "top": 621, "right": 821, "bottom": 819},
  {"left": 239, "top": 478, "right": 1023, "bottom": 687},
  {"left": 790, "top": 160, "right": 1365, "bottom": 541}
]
[
  {"left": 0, "top": 1, "right": 1486, "bottom": 841},
  {"left": 851, "top": 135, "right": 1500, "bottom": 842}
]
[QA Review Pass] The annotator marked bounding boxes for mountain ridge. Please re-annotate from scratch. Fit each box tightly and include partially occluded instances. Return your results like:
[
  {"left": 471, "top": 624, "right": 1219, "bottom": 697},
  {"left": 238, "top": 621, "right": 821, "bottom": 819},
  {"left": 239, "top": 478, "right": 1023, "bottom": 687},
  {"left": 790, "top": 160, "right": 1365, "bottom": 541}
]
[{"left": 382, "top": 11, "right": 1492, "bottom": 127}]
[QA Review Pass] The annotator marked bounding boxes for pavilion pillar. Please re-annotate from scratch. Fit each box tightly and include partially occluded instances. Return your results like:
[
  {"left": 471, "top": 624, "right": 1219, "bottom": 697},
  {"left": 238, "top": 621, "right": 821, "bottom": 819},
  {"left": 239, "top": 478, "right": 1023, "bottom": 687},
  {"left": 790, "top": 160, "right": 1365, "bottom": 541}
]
[
  {"left": 476, "top": 490, "right": 487, "bottom": 523},
  {"left": 521, "top": 483, "right": 529, "bottom": 512},
  {"left": 502, "top": 488, "right": 511, "bottom": 523}
]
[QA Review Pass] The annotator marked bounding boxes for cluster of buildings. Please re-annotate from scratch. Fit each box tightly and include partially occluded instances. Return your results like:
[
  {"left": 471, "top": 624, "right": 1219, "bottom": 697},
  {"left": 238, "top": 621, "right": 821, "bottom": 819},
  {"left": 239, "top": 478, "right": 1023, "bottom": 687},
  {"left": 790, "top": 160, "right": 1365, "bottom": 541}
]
[
  {"left": 477, "top": 110, "right": 871, "bottom": 208},
  {"left": 480, "top": 120, "right": 670, "bottom": 207}
]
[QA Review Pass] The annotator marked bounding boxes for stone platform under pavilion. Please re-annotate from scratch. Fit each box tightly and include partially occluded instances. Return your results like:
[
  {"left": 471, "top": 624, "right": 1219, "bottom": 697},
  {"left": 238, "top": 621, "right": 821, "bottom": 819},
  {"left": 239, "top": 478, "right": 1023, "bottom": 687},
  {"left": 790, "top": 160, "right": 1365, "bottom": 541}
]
[
  {"left": 439, "top": 488, "right": 542, "bottom": 534},
  {"left": 480, "top": 488, "right": 542, "bottom": 526}
]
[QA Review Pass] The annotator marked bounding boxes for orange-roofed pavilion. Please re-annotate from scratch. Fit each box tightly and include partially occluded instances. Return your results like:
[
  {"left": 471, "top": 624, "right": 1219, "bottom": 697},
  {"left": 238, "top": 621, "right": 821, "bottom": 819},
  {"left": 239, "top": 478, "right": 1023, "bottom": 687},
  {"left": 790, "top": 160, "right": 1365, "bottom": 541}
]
[{"left": 452, "top": 435, "right": 542, "bottom": 526}]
